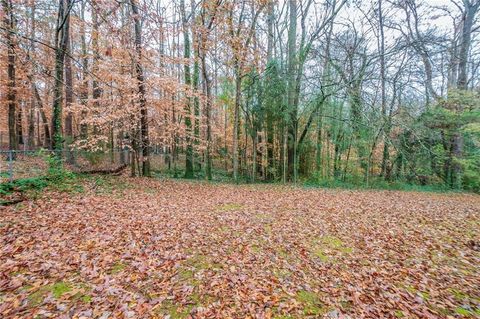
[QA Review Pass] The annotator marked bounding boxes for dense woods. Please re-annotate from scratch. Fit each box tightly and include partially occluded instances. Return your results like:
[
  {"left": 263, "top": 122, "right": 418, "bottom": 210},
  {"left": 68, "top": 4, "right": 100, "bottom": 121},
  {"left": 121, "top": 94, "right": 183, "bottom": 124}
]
[{"left": 1, "top": 0, "right": 479, "bottom": 191}]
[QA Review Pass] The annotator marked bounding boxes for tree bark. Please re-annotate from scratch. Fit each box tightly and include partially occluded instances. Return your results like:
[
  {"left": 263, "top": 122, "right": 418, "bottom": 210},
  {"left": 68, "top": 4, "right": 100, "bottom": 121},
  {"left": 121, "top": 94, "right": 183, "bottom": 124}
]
[
  {"left": 2, "top": 0, "right": 17, "bottom": 153},
  {"left": 130, "top": 0, "right": 150, "bottom": 176},
  {"left": 286, "top": 0, "right": 297, "bottom": 182},
  {"left": 378, "top": 0, "right": 389, "bottom": 178},
  {"left": 51, "top": 0, "right": 71, "bottom": 151},
  {"left": 65, "top": 39, "right": 74, "bottom": 143},
  {"left": 80, "top": 0, "right": 88, "bottom": 139},
  {"left": 27, "top": 0, "right": 35, "bottom": 150},
  {"left": 180, "top": 0, "right": 194, "bottom": 178},
  {"left": 233, "top": 62, "right": 241, "bottom": 182}
]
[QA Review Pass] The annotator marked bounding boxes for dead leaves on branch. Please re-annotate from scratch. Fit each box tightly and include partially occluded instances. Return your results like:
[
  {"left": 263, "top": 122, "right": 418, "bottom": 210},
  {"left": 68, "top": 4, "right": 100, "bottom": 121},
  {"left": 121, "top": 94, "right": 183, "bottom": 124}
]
[{"left": 1, "top": 178, "right": 479, "bottom": 318}]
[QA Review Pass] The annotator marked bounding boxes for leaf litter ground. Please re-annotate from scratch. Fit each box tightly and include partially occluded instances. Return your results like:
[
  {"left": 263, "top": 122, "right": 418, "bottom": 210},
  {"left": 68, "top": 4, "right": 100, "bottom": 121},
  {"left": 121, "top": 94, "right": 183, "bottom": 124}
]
[{"left": 1, "top": 177, "right": 479, "bottom": 318}]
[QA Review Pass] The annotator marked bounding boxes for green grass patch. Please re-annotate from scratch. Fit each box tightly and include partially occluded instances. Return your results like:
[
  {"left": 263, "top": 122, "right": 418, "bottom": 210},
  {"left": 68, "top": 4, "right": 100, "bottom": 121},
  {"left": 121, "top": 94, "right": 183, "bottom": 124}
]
[
  {"left": 28, "top": 286, "right": 50, "bottom": 307},
  {"left": 296, "top": 290, "right": 327, "bottom": 316},
  {"left": 178, "top": 254, "right": 221, "bottom": 286},
  {"left": 51, "top": 282, "right": 72, "bottom": 299},
  {"left": 449, "top": 288, "right": 480, "bottom": 303},
  {"left": 154, "top": 300, "right": 194, "bottom": 319},
  {"left": 27, "top": 281, "right": 72, "bottom": 307},
  {"left": 272, "top": 267, "right": 292, "bottom": 279},
  {"left": 216, "top": 203, "right": 244, "bottom": 212},
  {"left": 109, "top": 261, "right": 127, "bottom": 274},
  {"left": 454, "top": 306, "right": 480, "bottom": 316},
  {"left": 312, "top": 235, "right": 353, "bottom": 262},
  {"left": 314, "top": 250, "right": 329, "bottom": 262}
]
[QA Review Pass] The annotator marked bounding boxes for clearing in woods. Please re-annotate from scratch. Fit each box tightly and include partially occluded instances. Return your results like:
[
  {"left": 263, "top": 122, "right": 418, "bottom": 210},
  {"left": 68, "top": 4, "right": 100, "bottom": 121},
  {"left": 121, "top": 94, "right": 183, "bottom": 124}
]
[{"left": 0, "top": 177, "right": 479, "bottom": 318}]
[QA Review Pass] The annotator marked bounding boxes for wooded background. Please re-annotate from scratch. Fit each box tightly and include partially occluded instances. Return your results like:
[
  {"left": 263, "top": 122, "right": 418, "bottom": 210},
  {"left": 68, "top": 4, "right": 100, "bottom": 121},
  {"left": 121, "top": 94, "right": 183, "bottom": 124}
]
[{"left": 1, "top": 0, "right": 479, "bottom": 191}]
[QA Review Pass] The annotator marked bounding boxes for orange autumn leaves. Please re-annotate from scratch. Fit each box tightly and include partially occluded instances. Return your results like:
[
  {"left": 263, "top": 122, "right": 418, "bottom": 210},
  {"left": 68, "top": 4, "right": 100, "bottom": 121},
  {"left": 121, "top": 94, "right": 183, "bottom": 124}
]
[{"left": 1, "top": 178, "right": 479, "bottom": 318}]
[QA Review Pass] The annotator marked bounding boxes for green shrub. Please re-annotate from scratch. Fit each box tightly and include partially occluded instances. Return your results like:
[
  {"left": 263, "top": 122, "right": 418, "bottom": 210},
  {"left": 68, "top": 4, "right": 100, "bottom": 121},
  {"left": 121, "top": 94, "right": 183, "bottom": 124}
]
[
  {"left": 304, "top": 176, "right": 452, "bottom": 193},
  {"left": 0, "top": 177, "right": 48, "bottom": 196},
  {"left": 0, "top": 154, "right": 80, "bottom": 198}
]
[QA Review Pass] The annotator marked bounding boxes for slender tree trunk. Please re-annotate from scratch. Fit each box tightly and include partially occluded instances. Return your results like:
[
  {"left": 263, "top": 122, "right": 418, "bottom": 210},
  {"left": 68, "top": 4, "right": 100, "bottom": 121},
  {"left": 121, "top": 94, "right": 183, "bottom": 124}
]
[
  {"left": 27, "top": 0, "right": 35, "bottom": 150},
  {"left": 65, "top": 39, "right": 74, "bottom": 163},
  {"left": 200, "top": 46, "right": 213, "bottom": 180},
  {"left": 233, "top": 62, "right": 241, "bottom": 182},
  {"left": 457, "top": 1, "right": 479, "bottom": 90},
  {"left": 23, "top": 72, "right": 51, "bottom": 146},
  {"left": 265, "top": 0, "right": 275, "bottom": 180},
  {"left": 131, "top": 0, "right": 150, "bottom": 176},
  {"left": 80, "top": 0, "right": 88, "bottom": 139},
  {"left": 51, "top": 0, "right": 71, "bottom": 152},
  {"left": 180, "top": 0, "right": 194, "bottom": 178},
  {"left": 17, "top": 103, "right": 24, "bottom": 146},
  {"left": 192, "top": 15, "right": 201, "bottom": 172},
  {"left": 378, "top": 0, "right": 389, "bottom": 178},
  {"left": 266, "top": 0, "right": 274, "bottom": 61},
  {"left": 92, "top": 1, "right": 100, "bottom": 106},
  {"left": 286, "top": 0, "right": 297, "bottom": 182},
  {"left": 2, "top": 0, "right": 17, "bottom": 153},
  {"left": 33, "top": 84, "right": 51, "bottom": 148},
  {"left": 252, "top": 131, "right": 257, "bottom": 182},
  {"left": 451, "top": 0, "right": 479, "bottom": 188}
]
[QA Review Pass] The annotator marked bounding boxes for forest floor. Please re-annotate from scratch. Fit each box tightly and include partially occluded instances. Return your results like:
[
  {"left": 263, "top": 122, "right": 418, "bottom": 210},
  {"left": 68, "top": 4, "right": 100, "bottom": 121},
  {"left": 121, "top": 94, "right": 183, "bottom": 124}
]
[{"left": 1, "top": 176, "right": 479, "bottom": 318}]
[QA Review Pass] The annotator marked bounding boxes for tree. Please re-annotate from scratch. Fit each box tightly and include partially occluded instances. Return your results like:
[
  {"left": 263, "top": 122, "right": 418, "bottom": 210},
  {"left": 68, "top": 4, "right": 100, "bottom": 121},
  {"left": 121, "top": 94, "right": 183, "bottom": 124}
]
[
  {"left": 451, "top": 0, "right": 480, "bottom": 188},
  {"left": 130, "top": 0, "right": 151, "bottom": 177},
  {"left": 51, "top": 0, "right": 72, "bottom": 151},
  {"left": 227, "top": 0, "right": 265, "bottom": 183},
  {"left": 2, "top": 0, "right": 17, "bottom": 153},
  {"left": 180, "top": 0, "right": 194, "bottom": 178}
]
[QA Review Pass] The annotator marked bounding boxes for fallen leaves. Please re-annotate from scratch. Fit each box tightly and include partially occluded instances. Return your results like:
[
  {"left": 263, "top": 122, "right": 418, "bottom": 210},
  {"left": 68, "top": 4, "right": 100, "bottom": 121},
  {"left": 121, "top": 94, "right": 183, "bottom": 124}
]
[{"left": 0, "top": 177, "right": 479, "bottom": 318}]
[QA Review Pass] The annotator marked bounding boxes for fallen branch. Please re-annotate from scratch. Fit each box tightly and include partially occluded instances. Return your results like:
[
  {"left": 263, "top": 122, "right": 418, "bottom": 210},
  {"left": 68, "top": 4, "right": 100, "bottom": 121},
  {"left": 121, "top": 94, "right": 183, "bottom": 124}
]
[
  {"left": 0, "top": 194, "right": 26, "bottom": 206},
  {"left": 79, "top": 164, "right": 128, "bottom": 176}
]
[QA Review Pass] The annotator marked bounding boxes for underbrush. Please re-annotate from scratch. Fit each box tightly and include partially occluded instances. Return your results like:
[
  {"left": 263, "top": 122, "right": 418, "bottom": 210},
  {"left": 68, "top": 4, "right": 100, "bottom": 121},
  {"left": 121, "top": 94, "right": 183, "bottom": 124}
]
[
  {"left": 303, "top": 177, "right": 454, "bottom": 193},
  {"left": 0, "top": 155, "right": 81, "bottom": 202},
  {"left": 152, "top": 167, "right": 233, "bottom": 183},
  {"left": 150, "top": 167, "right": 459, "bottom": 193}
]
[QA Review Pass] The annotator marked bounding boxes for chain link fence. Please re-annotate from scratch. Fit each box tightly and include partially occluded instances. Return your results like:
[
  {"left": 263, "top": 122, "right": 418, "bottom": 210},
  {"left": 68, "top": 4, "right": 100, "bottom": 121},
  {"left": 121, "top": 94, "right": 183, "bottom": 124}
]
[{"left": 0, "top": 149, "right": 188, "bottom": 183}]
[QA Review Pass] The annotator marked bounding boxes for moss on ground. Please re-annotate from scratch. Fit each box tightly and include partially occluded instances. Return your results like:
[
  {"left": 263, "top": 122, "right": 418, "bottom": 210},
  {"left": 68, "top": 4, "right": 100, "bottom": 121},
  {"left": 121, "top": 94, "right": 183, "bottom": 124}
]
[
  {"left": 312, "top": 235, "right": 353, "bottom": 262},
  {"left": 296, "top": 290, "right": 327, "bottom": 316}
]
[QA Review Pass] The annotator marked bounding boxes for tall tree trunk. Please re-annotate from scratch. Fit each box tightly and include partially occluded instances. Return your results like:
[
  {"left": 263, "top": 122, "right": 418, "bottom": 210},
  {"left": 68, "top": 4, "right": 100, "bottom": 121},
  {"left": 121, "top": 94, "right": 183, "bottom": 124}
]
[
  {"left": 457, "top": 1, "right": 479, "bottom": 90},
  {"left": 32, "top": 84, "right": 51, "bottom": 147},
  {"left": 230, "top": 3, "right": 264, "bottom": 182},
  {"left": 199, "top": 28, "right": 213, "bottom": 180},
  {"left": 17, "top": 102, "right": 23, "bottom": 146},
  {"left": 265, "top": 0, "right": 275, "bottom": 180},
  {"left": 266, "top": 0, "right": 274, "bottom": 61},
  {"left": 315, "top": 9, "right": 335, "bottom": 175},
  {"left": 378, "top": 0, "right": 389, "bottom": 178},
  {"left": 51, "top": 0, "right": 71, "bottom": 151},
  {"left": 180, "top": 0, "right": 194, "bottom": 178},
  {"left": 80, "top": 0, "right": 88, "bottom": 139},
  {"left": 233, "top": 62, "right": 241, "bottom": 182},
  {"left": 287, "top": 0, "right": 298, "bottom": 182},
  {"left": 451, "top": 0, "right": 479, "bottom": 188},
  {"left": 202, "top": 56, "right": 213, "bottom": 181},
  {"left": 27, "top": 0, "right": 35, "bottom": 150},
  {"left": 2, "top": 0, "right": 17, "bottom": 153},
  {"left": 191, "top": 0, "right": 201, "bottom": 172},
  {"left": 65, "top": 39, "right": 74, "bottom": 147},
  {"left": 130, "top": 0, "right": 150, "bottom": 176}
]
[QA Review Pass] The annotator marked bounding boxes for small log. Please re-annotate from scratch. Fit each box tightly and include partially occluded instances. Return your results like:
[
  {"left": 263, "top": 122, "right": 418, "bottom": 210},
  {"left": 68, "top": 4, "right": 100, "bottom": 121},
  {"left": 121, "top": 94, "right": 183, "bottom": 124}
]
[
  {"left": 0, "top": 194, "right": 26, "bottom": 206},
  {"left": 79, "top": 164, "right": 128, "bottom": 176}
]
